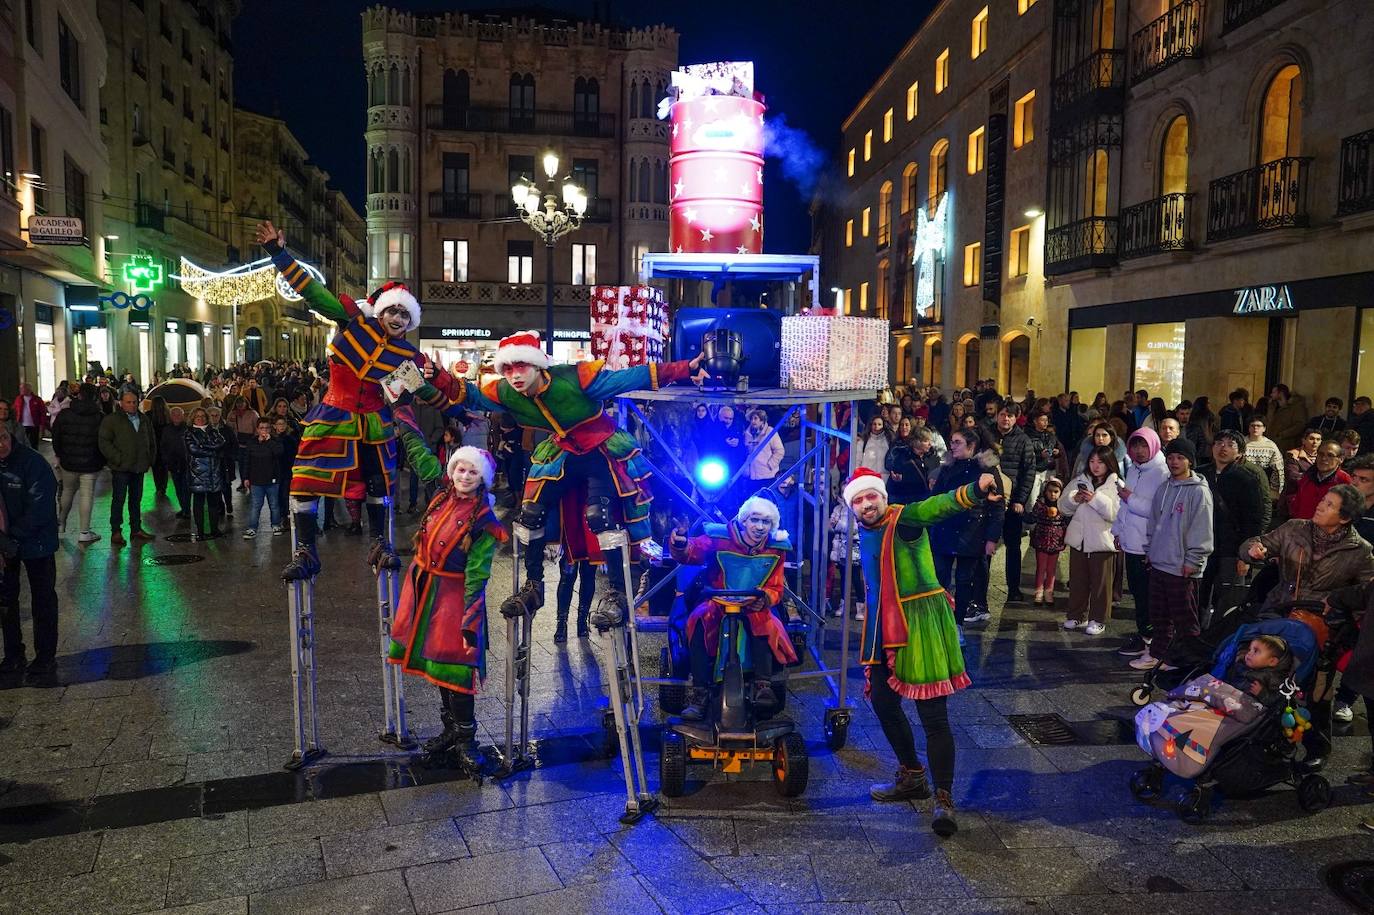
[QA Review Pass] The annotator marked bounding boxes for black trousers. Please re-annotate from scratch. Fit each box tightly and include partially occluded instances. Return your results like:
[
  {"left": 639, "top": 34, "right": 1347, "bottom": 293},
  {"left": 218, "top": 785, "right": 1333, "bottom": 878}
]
[
  {"left": 556, "top": 559, "right": 597, "bottom": 620},
  {"left": 869, "top": 656, "right": 955, "bottom": 791},
  {"left": 171, "top": 470, "right": 190, "bottom": 514},
  {"left": 1123, "top": 552, "right": 1151, "bottom": 638},
  {"left": 23, "top": 426, "right": 40, "bottom": 448},
  {"left": 0, "top": 555, "right": 59, "bottom": 664},
  {"left": 1003, "top": 509, "right": 1025, "bottom": 595},
  {"left": 110, "top": 470, "right": 145, "bottom": 532},
  {"left": 522, "top": 450, "right": 628, "bottom": 595},
  {"left": 191, "top": 491, "right": 223, "bottom": 535},
  {"left": 438, "top": 687, "right": 475, "bottom": 728}
]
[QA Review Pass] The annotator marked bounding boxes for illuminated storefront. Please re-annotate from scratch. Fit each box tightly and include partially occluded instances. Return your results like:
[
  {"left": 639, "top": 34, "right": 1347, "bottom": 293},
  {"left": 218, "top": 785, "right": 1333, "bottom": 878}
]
[{"left": 419, "top": 324, "right": 592, "bottom": 376}]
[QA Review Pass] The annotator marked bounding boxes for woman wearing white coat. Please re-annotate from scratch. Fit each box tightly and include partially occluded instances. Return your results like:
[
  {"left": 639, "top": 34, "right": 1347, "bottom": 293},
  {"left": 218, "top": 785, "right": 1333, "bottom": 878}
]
[{"left": 1059, "top": 445, "right": 1122, "bottom": 635}]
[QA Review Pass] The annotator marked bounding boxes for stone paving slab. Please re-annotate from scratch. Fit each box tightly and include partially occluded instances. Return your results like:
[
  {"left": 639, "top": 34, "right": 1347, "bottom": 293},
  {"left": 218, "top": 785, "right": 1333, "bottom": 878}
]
[
  {"left": 4, "top": 860, "right": 171, "bottom": 915},
  {"left": 248, "top": 868, "right": 413, "bottom": 915},
  {"left": 94, "top": 811, "right": 249, "bottom": 869},
  {"left": 0, "top": 830, "right": 101, "bottom": 887},
  {"left": 320, "top": 818, "right": 471, "bottom": 879},
  {"left": 404, "top": 845, "right": 562, "bottom": 913},
  {"left": 164, "top": 837, "right": 323, "bottom": 907}
]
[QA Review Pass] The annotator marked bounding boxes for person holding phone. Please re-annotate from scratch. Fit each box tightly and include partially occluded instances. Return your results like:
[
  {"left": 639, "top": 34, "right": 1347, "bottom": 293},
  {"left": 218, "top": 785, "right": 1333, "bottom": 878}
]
[{"left": 1059, "top": 446, "right": 1122, "bottom": 635}]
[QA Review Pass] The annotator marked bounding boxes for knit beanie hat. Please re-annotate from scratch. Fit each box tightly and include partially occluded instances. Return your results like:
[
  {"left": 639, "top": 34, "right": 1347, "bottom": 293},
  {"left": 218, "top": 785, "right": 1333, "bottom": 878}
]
[{"left": 1164, "top": 436, "right": 1196, "bottom": 465}]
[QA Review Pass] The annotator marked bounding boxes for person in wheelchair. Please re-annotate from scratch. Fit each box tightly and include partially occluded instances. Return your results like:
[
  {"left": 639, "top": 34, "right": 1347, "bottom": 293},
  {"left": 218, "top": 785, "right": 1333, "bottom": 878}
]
[{"left": 669, "top": 495, "right": 798, "bottom": 720}]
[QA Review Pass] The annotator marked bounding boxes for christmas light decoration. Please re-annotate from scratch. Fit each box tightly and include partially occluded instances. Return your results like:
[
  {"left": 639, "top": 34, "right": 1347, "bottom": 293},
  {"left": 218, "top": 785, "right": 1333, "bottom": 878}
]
[
  {"left": 173, "top": 256, "right": 326, "bottom": 308},
  {"left": 913, "top": 192, "right": 948, "bottom": 318}
]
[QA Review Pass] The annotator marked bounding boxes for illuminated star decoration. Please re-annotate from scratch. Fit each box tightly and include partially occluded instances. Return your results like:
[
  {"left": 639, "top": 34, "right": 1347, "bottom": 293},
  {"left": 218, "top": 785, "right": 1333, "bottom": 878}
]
[
  {"left": 736, "top": 245, "right": 749, "bottom": 254},
  {"left": 913, "top": 193, "right": 948, "bottom": 318},
  {"left": 673, "top": 178, "right": 684, "bottom": 199},
  {"left": 123, "top": 255, "right": 165, "bottom": 292},
  {"left": 174, "top": 256, "right": 327, "bottom": 308},
  {"left": 700, "top": 228, "right": 714, "bottom": 242},
  {"left": 749, "top": 214, "right": 762, "bottom": 233}
]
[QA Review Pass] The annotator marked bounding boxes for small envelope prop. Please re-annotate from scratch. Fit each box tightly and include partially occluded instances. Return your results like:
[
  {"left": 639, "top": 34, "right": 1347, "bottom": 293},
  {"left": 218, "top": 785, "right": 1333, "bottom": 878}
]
[{"left": 380, "top": 361, "right": 425, "bottom": 402}]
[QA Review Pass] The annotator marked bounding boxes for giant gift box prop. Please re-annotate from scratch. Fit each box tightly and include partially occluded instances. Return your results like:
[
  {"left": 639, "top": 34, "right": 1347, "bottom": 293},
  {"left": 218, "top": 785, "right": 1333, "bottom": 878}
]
[
  {"left": 780, "top": 316, "right": 889, "bottom": 391},
  {"left": 590, "top": 285, "right": 669, "bottom": 369}
]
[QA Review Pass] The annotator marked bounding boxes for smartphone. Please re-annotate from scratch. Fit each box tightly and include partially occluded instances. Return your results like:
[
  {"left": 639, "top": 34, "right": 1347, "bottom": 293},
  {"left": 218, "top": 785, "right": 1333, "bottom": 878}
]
[{"left": 1077, "top": 482, "right": 1089, "bottom": 492}]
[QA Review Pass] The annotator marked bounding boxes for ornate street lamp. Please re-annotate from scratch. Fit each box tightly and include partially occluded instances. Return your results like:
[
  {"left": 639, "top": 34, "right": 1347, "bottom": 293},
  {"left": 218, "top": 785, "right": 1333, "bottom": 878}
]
[{"left": 511, "top": 151, "right": 587, "bottom": 355}]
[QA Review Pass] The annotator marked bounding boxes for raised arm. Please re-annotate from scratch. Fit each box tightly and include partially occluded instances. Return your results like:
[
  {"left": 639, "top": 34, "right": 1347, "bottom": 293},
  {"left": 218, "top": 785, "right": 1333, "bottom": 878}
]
[
  {"left": 896, "top": 481, "right": 986, "bottom": 530},
  {"left": 581, "top": 354, "right": 705, "bottom": 400},
  {"left": 256, "top": 221, "right": 354, "bottom": 324},
  {"left": 392, "top": 406, "right": 445, "bottom": 483}
]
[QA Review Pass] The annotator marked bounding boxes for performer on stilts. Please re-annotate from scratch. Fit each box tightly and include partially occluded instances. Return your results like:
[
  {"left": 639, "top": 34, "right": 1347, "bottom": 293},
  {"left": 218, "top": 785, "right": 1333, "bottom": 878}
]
[
  {"left": 386, "top": 410, "right": 506, "bottom": 772},
  {"left": 253, "top": 221, "right": 455, "bottom": 580},
  {"left": 432, "top": 330, "right": 706, "bottom": 623},
  {"left": 844, "top": 466, "right": 1001, "bottom": 838}
]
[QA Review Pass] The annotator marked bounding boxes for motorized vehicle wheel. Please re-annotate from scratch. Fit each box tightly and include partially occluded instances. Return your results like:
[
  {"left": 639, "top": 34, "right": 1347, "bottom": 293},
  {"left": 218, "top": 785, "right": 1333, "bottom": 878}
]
[
  {"left": 1176, "top": 784, "right": 1212, "bottom": 823},
  {"left": 1129, "top": 765, "right": 1164, "bottom": 801},
  {"left": 1130, "top": 686, "right": 1152, "bottom": 707},
  {"left": 658, "top": 646, "right": 686, "bottom": 714},
  {"left": 824, "top": 708, "right": 850, "bottom": 751},
  {"left": 772, "top": 732, "right": 809, "bottom": 797},
  {"left": 660, "top": 731, "right": 687, "bottom": 798},
  {"left": 1297, "top": 773, "right": 1332, "bottom": 813}
]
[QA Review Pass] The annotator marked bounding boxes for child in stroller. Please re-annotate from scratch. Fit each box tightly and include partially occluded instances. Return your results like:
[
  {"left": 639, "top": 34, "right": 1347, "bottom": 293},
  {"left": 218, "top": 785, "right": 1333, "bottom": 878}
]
[{"left": 1130, "top": 615, "right": 1333, "bottom": 821}]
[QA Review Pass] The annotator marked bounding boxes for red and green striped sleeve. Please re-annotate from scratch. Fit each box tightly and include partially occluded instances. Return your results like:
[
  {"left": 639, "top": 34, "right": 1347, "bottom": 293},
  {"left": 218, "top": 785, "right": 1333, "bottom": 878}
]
[
  {"left": 266, "top": 243, "right": 352, "bottom": 324},
  {"left": 897, "top": 483, "right": 983, "bottom": 528}
]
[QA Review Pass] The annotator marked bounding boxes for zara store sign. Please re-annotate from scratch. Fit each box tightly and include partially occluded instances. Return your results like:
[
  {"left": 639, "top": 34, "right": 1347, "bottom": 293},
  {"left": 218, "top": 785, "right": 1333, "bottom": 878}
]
[{"left": 1232, "top": 284, "right": 1296, "bottom": 315}]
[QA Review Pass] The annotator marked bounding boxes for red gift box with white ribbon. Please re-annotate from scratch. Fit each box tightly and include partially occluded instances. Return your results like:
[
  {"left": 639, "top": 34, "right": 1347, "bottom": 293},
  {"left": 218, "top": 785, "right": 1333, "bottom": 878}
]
[{"left": 589, "top": 286, "right": 669, "bottom": 369}]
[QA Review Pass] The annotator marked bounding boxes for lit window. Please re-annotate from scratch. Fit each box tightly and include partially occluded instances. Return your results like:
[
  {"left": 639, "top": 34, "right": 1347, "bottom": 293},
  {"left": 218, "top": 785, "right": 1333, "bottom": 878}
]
[
  {"left": 441, "top": 239, "right": 468, "bottom": 282},
  {"left": 963, "top": 242, "right": 982, "bottom": 287},
  {"left": 864, "top": 129, "right": 873, "bottom": 161},
  {"left": 843, "top": 288, "right": 853, "bottom": 314},
  {"left": 861, "top": 207, "right": 871, "bottom": 237},
  {"left": 935, "top": 49, "right": 950, "bottom": 94},
  {"left": 572, "top": 243, "right": 597, "bottom": 285},
  {"left": 967, "top": 127, "right": 985, "bottom": 175},
  {"left": 847, "top": 148, "right": 855, "bottom": 177},
  {"left": 507, "top": 240, "right": 533, "bottom": 284},
  {"left": 860, "top": 281, "right": 869, "bottom": 312},
  {"left": 883, "top": 108, "right": 893, "bottom": 143},
  {"left": 971, "top": 8, "right": 988, "bottom": 59},
  {"left": 846, "top": 218, "right": 854, "bottom": 247},
  {"left": 1014, "top": 91, "right": 1035, "bottom": 148},
  {"left": 1009, "top": 225, "right": 1030, "bottom": 277},
  {"left": 906, "top": 82, "right": 918, "bottom": 120},
  {"left": 1018, "top": 0, "right": 1038, "bottom": 12}
]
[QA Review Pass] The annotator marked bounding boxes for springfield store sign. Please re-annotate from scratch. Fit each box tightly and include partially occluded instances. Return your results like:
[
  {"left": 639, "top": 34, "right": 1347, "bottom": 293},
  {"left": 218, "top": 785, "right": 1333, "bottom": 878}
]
[
  {"left": 427, "top": 326, "right": 592, "bottom": 341},
  {"left": 1233, "top": 284, "right": 1296, "bottom": 315}
]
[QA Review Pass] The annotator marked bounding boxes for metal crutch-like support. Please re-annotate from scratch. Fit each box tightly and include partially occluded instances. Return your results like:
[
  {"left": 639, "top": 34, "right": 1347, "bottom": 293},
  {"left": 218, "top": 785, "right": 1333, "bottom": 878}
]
[
  {"left": 494, "top": 522, "right": 536, "bottom": 776},
  {"left": 594, "top": 528, "right": 658, "bottom": 824},
  {"left": 372, "top": 494, "right": 415, "bottom": 749},
  {"left": 284, "top": 512, "right": 325, "bottom": 771}
]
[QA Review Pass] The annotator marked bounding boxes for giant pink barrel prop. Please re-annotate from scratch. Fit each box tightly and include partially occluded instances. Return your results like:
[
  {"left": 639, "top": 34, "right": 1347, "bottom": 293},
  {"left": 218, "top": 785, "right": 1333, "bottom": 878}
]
[{"left": 668, "top": 93, "right": 765, "bottom": 255}]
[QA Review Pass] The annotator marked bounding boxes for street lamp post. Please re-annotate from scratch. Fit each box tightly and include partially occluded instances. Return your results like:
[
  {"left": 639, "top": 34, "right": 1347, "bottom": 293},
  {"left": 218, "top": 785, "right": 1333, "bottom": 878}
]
[{"left": 512, "top": 152, "right": 587, "bottom": 355}]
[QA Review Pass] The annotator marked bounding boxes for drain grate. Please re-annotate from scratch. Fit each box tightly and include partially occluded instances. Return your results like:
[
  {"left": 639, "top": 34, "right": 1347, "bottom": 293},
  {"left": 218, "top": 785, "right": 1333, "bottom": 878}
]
[
  {"left": 165, "top": 533, "right": 225, "bottom": 543},
  {"left": 1007, "top": 713, "right": 1081, "bottom": 745},
  {"left": 143, "top": 554, "right": 206, "bottom": 566},
  {"left": 1328, "top": 861, "right": 1374, "bottom": 913}
]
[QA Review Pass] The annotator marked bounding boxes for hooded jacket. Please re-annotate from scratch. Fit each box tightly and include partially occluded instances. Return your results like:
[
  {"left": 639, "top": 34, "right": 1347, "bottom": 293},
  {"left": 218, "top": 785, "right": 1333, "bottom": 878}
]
[
  {"left": 1145, "top": 471, "right": 1214, "bottom": 578},
  {"left": 0, "top": 438, "right": 59, "bottom": 559},
  {"left": 51, "top": 397, "right": 107, "bottom": 474},
  {"left": 1111, "top": 428, "right": 1167, "bottom": 555}
]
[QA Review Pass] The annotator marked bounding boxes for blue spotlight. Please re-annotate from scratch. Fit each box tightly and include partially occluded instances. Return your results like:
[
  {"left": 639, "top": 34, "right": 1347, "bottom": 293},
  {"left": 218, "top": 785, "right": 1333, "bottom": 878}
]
[{"left": 695, "top": 457, "right": 729, "bottom": 490}]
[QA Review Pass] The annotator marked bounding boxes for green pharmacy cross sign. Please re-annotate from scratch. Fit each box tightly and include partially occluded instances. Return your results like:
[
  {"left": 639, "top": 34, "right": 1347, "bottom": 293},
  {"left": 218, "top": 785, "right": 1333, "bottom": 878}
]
[{"left": 123, "top": 255, "right": 165, "bottom": 292}]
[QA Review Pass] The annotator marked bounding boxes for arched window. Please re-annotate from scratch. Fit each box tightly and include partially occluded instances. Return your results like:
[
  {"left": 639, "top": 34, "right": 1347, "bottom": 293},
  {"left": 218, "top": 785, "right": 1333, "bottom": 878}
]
[
  {"left": 386, "top": 148, "right": 399, "bottom": 193},
  {"left": 629, "top": 81, "right": 639, "bottom": 119},
  {"left": 509, "top": 74, "right": 535, "bottom": 122},
  {"left": 1092, "top": 0, "right": 1116, "bottom": 52},
  {"left": 574, "top": 77, "right": 599, "bottom": 118},
  {"left": 388, "top": 64, "right": 400, "bottom": 105},
  {"left": 401, "top": 151, "right": 411, "bottom": 194},
  {"left": 928, "top": 140, "right": 949, "bottom": 209},
  {"left": 1085, "top": 147, "right": 1108, "bottom": 217},
  {"left": 876, "top": 259, "right": 890, "bottom": 318},
  {"left": 443, "top": 70, "right": 469, "bottom": 126},
  {"left": 1259, "top": 64, "right": 1303, "bottom": 163},
  {"left": 640, "top": 79, "right": 653, "bottom": 118},
  {"left": 628, "top": 159, "right": 638, "bottom": 202},
  {"left": 1160, "top": 115, "right": 1189, "bottom": 195},
  {"left": 369, "top": 67, "right": 384, "bottom": 107},
  {"left": 401, "top": 66, "right": 411, "bottom": 106},
  {"left": 654, "top": 160, "right": 668, "bottom": 204},
  {"left": 901, "top": 162, "right": 918, "bottom": 213},
  {"left": 877, "top": 181, "right": 893, "bottom": 247},
  {"left": 638, "top": 157, "right": 650, "bottom": 202}
]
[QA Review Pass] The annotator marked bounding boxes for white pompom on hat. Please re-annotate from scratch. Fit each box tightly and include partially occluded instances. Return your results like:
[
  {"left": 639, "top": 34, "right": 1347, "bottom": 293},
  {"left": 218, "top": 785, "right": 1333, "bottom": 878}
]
[
  {"left": 447, "top": 446, "right": 496, "bottom": 489},
  {"left": 493, "top": 330, "right": 552, "bottom": 373},
  {"left": 364, "top": 281, "right": 422, "bottom": 331},
  {"left": 842, "top": 467, "right": 887, "bottom": 506}
]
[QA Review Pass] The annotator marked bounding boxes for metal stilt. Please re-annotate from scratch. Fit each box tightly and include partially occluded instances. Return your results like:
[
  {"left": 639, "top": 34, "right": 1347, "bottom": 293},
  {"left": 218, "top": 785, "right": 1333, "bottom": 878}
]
[
  {"left": 372, "top": 495, "right": 414, "bottom": 749},
  {"left": 284, "top": 511, "right": 324, "bottom": 771},
  {"left": 595, "top": 528, "right": 658, "bottom": 824},
  {"left": 494, "top": 522, "right": 536, "bottom": 775}
]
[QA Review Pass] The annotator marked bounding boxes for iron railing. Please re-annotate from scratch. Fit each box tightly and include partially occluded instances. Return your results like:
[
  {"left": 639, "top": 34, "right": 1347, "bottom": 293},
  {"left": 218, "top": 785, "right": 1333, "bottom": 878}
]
[
  {"left": 1051, "top": 50, "right": 1124, "bottom": 114},
  {"left": 1338, "top": 129, "right": 1374, "bottom": 217},
  {"left": 1206, "top": 156, "right": 1312, "bottom": 241},
  {"left": 425, "top": 104, "right": 616, "bottom": 139},
  {"left": 1130, "top": 0, "right": 1203, "bottom": 84},
  {"left": 1119, "top": 193, "right": 1193, "bottom": 258},
  {"left": 136, "top": 203, "right": 165, "bottom": 232},
  {"left": 427, "top": 191, "right": 483, "bottom": 219},
  {"left": 1223, "top": 0, "right": 1289, "bottom": 32},
  {"left": 1045, "top": 216, "right": 1118, "bottom": 274}
]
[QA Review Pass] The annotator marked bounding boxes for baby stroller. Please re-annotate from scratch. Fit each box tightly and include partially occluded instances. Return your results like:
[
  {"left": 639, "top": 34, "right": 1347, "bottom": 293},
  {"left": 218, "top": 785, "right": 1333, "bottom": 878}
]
[{"left": 1128, "top": 613, "right": 1332, "bottom": 822}]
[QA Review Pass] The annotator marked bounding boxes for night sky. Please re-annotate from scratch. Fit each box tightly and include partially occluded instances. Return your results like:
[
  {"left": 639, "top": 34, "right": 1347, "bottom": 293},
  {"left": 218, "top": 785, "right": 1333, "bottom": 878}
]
[{"left": 233, "top": 0, "right": 935, "bottom": 257}]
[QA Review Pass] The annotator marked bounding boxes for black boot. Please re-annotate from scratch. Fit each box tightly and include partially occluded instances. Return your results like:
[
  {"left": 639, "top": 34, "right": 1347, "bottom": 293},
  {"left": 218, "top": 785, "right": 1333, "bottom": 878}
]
[
  {"left": 553, "top": 610, "right": 569, "bottom": 644},
  {"left": 680, "top": 687, "right": 709, "bottom": 721},
  {"left": 589, "top": 590, "right": 627, "bottom": 630},
  {"left": 282, "top": 511, "right": 321, "bottom": 581},
  {"left": 576, "top": 605, "right": 591, "bottom": 639},
  {"left": 501, "top": 579, "right": 544, "bottom": 619},
  {"left": 870, "top": 765, "right": 933, "bottom": 801}
]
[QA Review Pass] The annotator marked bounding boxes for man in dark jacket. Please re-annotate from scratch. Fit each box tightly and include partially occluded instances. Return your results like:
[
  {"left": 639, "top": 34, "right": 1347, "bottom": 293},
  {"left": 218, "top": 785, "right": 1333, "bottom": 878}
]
[
  {"left": 994, "top": 404, "right": 1037, "bottom": 604},
  {"left": 1350, "top": 397, "right": 1374, "bottom": 456},
  {"left": 1199, "top": 431, "right": 1271, "bottom": 615},
  {"left": 98, "top": 391, "right": 157, "bottom": 546},
  {"left": 160, "top": 406, "right": 191, "bottom": 519},
  {"left": 242, "top": 418, "right": 285, "bottom": 538},
  {"left": 51, "top": 383, "right": 106, "bottom": 542},
  {"left": 0, "top": 424, "right": 60, "bottom": 683}
]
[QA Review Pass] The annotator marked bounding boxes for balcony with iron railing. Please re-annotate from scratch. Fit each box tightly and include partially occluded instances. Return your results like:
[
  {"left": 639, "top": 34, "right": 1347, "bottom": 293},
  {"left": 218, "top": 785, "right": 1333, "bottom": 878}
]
[
  {"left": 1129, "top": 0, "right": 1203, "bottom": 84},
  {"left": 1051, "top": 50, "right": 1125, "bottom": 116},
  {"left": 1223, "top": 0, "right": 1290, "bottom": 32},
  {"left": 427, "top": 191, "right": 483, "bottom": 219},
  {"left": 1045, "top": 216, "right": 1119, "bottom": 274},
  {"left": 425, "top": 104, "right": 616, "bottom": 139},
  {"left": 136, "top": 202, "right": 165, "bottom": 232},
  {"left": 1119, "top": 193, "right": 1193, "bottom": 259},
  {"left": 1206, "top": 156, "right": 1312, "bottom": 242},
  {"left": 1338, "top": 129, "right": 1374, "bottom": 217}
]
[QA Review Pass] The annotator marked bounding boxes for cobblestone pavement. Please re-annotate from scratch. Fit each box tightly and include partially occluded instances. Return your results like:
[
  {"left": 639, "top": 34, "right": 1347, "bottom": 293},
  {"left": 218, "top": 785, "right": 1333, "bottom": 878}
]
[{"left": 2, "top": 476, "right": 1372, "bottom": 914}]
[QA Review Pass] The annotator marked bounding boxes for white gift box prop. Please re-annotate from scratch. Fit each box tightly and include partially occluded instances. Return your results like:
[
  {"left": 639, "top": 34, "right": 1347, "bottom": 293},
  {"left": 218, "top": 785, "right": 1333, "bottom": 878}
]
[{"left": 780, "top": 316, "right": 889, "bottom": 391}]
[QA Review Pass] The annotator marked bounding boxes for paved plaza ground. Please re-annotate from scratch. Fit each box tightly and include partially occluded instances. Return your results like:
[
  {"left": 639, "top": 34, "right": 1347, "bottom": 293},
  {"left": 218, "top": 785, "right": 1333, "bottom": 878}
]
[{"left": 3, "top": 476, "right": 1374, "bottom": 914}]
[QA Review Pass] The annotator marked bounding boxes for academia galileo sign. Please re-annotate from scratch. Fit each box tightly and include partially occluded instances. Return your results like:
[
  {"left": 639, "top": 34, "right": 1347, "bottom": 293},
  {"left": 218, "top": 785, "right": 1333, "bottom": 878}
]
[{"left": 1232, "top": 284, "right": 1296, "bottom": 315}]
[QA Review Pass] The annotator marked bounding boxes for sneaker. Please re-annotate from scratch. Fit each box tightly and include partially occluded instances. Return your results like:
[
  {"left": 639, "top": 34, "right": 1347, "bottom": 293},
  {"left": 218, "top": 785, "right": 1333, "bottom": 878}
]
[
  {"left": 1129, "top": 653, "right": 1159, "bottom": 670},
  {"left": 77, "top": 530, "right": 100, "bottom": 543},
  {"left": 242, "top": 529, "right": 258, "bottom": 539},
  {"left": 272, "top": 525, "right": 286, "bottom": 536},
  {"left": 1062, "top": 618, "right": 1082, "bottom": 630},
  {"left": 1116, "top": 635, "right": 1150, "bottom": 657},
  {"left": 1335, "top": 702, "right": 1355, "bottom": 724},
  {"left": 1033, "top": 588, "right": 1044, "bottom": 604},
  {"left": 1084, "top": 621, "right": 1106, "bottom": 636},
  {"left": 853, "top": 603, "right": 866, "bottom": 621},
  {"left": 965, "top": 606, "right": 991, "bottom": 624}
]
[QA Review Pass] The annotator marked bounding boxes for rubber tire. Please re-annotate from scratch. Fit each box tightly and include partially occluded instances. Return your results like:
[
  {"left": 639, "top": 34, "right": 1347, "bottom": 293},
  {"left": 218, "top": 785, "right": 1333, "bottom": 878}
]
[
  {"left": 773, "top": 732, "right": 809, "bottom": 798},
  {"left": 659, "top": 646, "right": 686, "bottom": 714},
  {"left": 1130, "top": 686, "right": 1152, "bottom": 707},
  {"left": 1297, "top": 774, "right": 1332, "bottom": 813},
  {"left": 1177, "top": 785, "right": 1212, "bottom": 823},
  {"left": 824, "top": 713, "right": 849, "bottom": 751},
  {"left": 660, "top": 731, "right": 687, "bottom": 798},
  {"left": 1129, "top": 765, "right": 1163, "bottom": 801}
]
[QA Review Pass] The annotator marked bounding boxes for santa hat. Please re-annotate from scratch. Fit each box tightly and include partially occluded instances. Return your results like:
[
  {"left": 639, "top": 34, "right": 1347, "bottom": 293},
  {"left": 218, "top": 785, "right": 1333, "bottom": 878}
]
[
  {"left": 447, "top": 446, "right": 496, "bottom": 489},
  {"left": 735, "top": 495, "right": 787, "bottom": 541},
  {"left": 842, "top": 467, "right": 887, "bottom": 506},
  {"left": 493, "top": 330, "right": 551, "bottom": 373},
  {"left": 362, "top": 281, "right": 421, "bottom": 331}
]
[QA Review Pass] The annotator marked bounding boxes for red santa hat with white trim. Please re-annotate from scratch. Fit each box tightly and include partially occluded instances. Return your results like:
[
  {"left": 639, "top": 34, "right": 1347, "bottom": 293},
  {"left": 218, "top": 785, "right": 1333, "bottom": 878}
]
[
  {"left": 493, "top": 330, "right": 552, "bottom": 373},
  {"left": 362, "top": 281, "right": 422, "bottom": 331},
  {"left": 842, "top": 467, "right": 887, "bottom": 506},
  {"left": 446, "top": 446, "right": 496, "bottom": 489}
]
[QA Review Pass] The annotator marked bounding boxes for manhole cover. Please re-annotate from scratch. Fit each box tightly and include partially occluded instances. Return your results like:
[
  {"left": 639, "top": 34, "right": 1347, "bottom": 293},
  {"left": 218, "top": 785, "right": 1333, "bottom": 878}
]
[
  {"left": 1327, "top": 861, "right": 1374, "bottom": 913},
  {"left": 143, "top": 554, "right": 206, "bottom": 566},
  {"left": 165, "top": 533, "right": 225, "bottom": 543},
  {"left": 1007, "top": 713, "right": 1080, "bottom": 745}
]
